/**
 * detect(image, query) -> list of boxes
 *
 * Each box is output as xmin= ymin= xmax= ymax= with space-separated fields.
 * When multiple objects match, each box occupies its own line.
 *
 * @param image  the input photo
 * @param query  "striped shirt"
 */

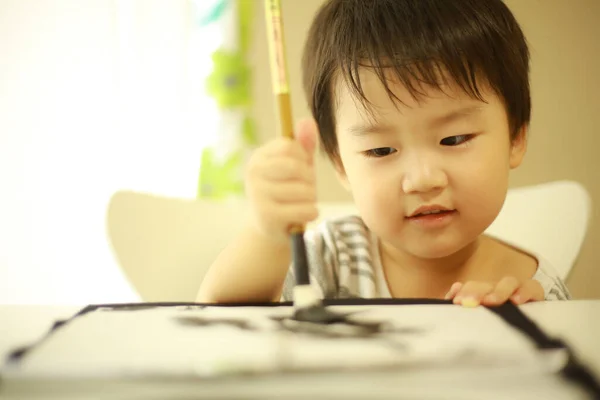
xmin=281 ymin=215 xmax=572 ymax=302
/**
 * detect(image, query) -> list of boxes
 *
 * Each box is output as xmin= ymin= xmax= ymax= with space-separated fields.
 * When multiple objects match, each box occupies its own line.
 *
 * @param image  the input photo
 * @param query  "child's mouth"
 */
xmin=406 ymin=210 xmax=457 ymax=227
xmin=410 ymin=209 xmax=454 ymax=217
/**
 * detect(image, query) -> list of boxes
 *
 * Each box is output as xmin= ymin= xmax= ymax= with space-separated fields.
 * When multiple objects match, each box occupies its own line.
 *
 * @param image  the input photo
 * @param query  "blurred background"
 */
xmin=0 ymin=0 xmax=598 ymax=303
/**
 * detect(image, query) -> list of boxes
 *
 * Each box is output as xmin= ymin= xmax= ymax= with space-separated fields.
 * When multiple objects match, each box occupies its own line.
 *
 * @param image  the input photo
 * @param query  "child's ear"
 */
xmin=509 ymin=124 xmax=528 ymax=169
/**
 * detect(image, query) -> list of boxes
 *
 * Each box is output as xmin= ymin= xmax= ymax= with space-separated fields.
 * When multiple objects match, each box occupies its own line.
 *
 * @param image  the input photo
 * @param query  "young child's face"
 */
xmin=333 ymin=68 xmax=527 ymax=259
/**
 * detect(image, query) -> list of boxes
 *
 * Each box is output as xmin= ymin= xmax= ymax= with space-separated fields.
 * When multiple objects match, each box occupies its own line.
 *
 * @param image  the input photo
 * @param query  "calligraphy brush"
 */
xmin=264 ymin=0 xmax=319 ymax=314
xmin=263 ymin=0 xmax=384 ymax=334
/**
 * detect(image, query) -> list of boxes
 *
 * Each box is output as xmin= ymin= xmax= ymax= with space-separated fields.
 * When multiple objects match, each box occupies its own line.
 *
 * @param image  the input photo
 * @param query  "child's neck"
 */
xmin=380 ymin=236 xmax=489 ymax=298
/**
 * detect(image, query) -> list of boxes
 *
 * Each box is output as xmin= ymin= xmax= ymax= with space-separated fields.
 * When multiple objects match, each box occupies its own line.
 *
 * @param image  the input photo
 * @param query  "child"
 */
xmin=197 ymin=0 xmax=571 ymax=306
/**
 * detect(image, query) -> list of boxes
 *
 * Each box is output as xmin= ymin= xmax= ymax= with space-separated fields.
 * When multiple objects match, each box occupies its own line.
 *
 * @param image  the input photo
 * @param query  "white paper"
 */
xmin=5 ymin=304 xmax=569 ymax=379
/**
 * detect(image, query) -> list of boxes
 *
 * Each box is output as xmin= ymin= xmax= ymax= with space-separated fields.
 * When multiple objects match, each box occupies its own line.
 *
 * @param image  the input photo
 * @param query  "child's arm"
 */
xmin=196 ymin=119 xmax=319 ymax=303
xmin=196 ymin=224 xmax=291 ymax=303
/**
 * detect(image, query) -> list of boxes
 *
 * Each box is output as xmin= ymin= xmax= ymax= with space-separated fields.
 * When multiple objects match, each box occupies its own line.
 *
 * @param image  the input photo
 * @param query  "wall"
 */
xmin=0 ymin=0 xmax=132 ymax=304
xmin=0 ymin=0 xmax=210 ymax=304
xmin=251 ymin=0 xmax=600 ymax=298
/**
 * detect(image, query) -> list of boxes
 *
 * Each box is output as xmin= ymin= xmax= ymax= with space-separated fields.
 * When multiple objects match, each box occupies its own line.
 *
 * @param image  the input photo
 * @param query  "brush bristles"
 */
xmin=293 ymin=285 xmax=321 ymax=309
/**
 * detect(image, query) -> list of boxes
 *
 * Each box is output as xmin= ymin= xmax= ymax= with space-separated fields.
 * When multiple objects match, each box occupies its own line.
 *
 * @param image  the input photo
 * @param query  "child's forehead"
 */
xmin=332 ymin=66 xmax=494 ymax=118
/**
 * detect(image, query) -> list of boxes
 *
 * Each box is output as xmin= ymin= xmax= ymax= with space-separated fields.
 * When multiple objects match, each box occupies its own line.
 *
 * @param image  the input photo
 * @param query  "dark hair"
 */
xmin=302 ymin=0 xmax=531 ymax=163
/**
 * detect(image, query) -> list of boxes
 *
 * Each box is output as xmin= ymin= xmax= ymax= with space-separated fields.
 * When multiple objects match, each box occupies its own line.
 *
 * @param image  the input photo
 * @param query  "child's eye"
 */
xmin=363 ymin=147 xmax=397 ymax=158
xmin=440 ymin=134 xmax=474 ymax=146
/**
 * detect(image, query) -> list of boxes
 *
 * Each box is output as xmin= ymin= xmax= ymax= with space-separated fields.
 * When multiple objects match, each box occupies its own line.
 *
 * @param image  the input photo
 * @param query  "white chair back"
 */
xmin=106 ymin=180 xmax=591 ymax=302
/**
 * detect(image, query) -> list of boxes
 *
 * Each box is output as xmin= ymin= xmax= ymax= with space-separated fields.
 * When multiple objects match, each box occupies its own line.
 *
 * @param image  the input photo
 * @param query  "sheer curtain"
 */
xmin=0 ymin=0 xmax=235 ymax=304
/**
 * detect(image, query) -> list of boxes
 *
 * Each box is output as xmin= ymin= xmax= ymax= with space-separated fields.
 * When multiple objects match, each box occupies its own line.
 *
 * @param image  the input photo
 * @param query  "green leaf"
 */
xmin=205 ymin=49 xmax=251 ymax=109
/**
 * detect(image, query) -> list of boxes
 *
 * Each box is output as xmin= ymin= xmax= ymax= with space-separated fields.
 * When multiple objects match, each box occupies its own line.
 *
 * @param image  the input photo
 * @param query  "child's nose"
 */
xmin=401 ymin=152 xmax=447 ymax=194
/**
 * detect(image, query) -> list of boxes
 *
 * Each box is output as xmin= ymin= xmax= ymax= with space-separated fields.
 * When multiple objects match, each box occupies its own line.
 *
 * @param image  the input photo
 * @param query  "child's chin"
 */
xmin=405 ymin=241 xmax=471 ymax=260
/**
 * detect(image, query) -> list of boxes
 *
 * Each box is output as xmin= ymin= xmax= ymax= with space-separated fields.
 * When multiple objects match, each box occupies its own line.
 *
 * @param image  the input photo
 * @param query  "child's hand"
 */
xmin=444 ymin=277 xmax=545 ymax=307
xmin=245 ymin=118 xmax=319 ymax=242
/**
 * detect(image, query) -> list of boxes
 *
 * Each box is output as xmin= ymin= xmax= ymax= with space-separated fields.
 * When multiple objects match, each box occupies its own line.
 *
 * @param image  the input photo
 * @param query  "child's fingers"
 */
xmin=510 ymin=280 xmax=545 ymax=305
xmin=482 ymin=276 xmax=520 ymax=306
xmin=259 ymin=157 xmax=315 ymax=183
xmin=294 ymin=118 xmax=319 ymax=160
xmin=263 ymin=181 xmax=316 ymax=204
xmin=276 ymin=203 xmax=320 ymax=225
xmin=261 ymin=137 xmax=312 ymax=163
xmin=260 ymin=202 xmax=320 ymax=228
xmin=453 ymin=281 xmax=494 ymax=307
xmin=444 ymin=282 xmax=463 ymax=300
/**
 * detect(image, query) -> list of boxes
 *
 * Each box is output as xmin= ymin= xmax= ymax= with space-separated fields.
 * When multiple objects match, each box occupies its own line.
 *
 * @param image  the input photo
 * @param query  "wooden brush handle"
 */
xmin=264 ymin=0 xmax=304 ymax=235
xmin=265 ymin=0 xmax=293 ymax=137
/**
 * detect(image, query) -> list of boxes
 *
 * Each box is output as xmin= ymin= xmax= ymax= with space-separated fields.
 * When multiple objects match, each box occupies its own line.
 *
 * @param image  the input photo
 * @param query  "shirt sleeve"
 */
xmin=280 ymin=223 xmax=339 ymax=302
xmin=533 ymin=257 xmax=572 ymax=300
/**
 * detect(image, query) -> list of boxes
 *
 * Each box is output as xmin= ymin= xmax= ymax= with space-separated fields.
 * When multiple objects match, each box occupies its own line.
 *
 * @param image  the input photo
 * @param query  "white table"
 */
xmin=1 ymin=301 xmax=599 ymax=399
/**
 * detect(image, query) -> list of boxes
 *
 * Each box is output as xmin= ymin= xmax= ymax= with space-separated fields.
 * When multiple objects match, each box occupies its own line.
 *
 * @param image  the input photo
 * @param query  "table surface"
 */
xmin=1 ymin=300 xmax=599 ymax=399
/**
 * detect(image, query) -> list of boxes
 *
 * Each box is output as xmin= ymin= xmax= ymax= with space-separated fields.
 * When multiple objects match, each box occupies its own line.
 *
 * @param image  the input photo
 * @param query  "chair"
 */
xmin=106 ymin=180 xmax=591 ymax=302
xmin=484 ymin=180 xmax=591 ymax=280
